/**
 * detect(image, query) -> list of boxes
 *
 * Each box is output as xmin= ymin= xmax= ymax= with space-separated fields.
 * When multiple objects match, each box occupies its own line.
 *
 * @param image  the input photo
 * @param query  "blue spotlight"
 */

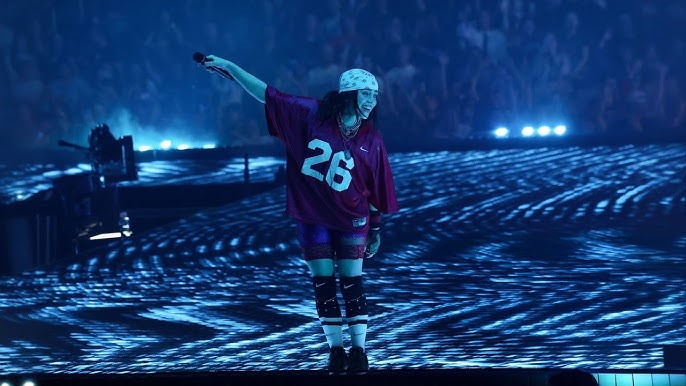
xmin=537 ymin=126 xmax=551 ymax=136
xmin=160 ymin=140 xmax=172 ymax=150
xmin=522 ymin=126 xmax=535 ymax=137
xmin=138 ymin=145 xmax=152 ymax=152
xmin=494 ymin=127 xmax=509 ymax=138
xmin=177 ymin=144 xmax=190 ymax=150
xmin=202 ymin=144 xmax=216 ymax=149
xmin=553 ymin=125 xmax=567 ymax=135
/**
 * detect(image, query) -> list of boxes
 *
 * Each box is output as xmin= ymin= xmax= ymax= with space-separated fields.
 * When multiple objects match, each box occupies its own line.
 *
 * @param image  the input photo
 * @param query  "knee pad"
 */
xmin=340 ymin=276 xmax=368 ymax=320
xmin=312 ymin=275 xmax=341 ymax=321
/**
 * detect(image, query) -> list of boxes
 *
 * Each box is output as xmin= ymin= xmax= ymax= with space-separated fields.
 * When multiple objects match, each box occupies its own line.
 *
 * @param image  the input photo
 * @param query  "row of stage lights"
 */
xmin=134 ymin=126 xmax=568 ymax=151
xmin=137 ymin=141 xmax=217 ymax=152
xmin=494 ymin=125 xmax=567 ymax=138
xmin=2 ymin=381 xmax=35 ymax=386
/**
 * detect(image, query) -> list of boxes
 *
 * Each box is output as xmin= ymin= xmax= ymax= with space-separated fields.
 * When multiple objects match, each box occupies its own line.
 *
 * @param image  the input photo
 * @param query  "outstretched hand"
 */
xmin=203 ymin=55 xmax=229 ymax=71
xmin=195 ymin=53 xmax=236 ymax=81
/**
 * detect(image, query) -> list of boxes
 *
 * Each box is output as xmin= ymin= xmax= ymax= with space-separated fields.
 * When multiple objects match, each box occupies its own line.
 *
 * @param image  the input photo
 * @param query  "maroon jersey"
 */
xmin=264 ymin=86 xmax=399 ymax=232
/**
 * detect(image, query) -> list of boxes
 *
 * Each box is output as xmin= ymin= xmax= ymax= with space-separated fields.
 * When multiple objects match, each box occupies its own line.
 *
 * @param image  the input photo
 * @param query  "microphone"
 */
xmin=193 ymin=51 xmax=235 ymax=81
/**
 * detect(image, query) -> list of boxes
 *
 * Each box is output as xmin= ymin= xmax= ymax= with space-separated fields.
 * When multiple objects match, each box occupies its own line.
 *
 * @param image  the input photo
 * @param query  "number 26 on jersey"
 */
xmin=301 ymin=139 xmax=354 ymax=192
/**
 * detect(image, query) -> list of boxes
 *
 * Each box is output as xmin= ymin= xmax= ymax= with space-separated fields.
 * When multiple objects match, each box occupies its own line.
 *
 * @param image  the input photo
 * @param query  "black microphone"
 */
xmin=193 ymin=51 xmax=235 ymax=81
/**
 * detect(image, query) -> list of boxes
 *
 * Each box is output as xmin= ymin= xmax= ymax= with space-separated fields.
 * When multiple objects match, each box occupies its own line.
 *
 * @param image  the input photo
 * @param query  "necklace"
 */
xmin=337 ymin=113 xmax=361 ymax=160
xmin=337 ymin=113 xmax=361 ymax=138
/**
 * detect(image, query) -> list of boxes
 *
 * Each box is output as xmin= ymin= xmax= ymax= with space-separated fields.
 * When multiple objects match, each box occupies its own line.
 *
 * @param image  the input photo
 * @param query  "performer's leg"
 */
xmin=335 ymin=231 xmax=369 ymax=372
xmin=296 ymin=223 xmax=342 ymax=348
xmin=335 ymin=233 xmax=367 ymax=348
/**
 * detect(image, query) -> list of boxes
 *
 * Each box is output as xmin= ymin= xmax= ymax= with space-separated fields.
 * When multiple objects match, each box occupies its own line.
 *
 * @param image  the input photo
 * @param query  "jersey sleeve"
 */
xmin=264 ymin=85 xmax=318 ymax=147
xmin=369 ymin=139 xmax=399 ymax=214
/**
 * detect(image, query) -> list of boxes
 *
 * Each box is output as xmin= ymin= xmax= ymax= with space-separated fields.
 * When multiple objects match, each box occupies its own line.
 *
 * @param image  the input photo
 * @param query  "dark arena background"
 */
xmin=1 ymin=1 xmax=685 ymax=386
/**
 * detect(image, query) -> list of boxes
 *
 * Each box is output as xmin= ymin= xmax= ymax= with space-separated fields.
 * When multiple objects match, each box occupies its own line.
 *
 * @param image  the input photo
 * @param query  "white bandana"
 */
xmin=338 ymin=68 xmax=378 ymax=93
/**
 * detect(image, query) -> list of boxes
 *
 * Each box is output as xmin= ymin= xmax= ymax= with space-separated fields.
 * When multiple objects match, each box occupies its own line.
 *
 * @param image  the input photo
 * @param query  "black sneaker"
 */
xmin=328 ymin=346 xmax=347 ymax=374
xmin=347 ymin=346 xmax=369 ymax=373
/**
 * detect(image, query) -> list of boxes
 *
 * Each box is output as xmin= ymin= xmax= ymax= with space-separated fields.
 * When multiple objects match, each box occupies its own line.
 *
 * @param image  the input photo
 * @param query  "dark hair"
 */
xmin=316 ymin=90 xmax=378 ymax=125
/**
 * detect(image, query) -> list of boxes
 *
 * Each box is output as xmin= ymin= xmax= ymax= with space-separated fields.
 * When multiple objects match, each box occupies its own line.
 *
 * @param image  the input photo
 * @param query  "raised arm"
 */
xmin=203 ymin=55 xmax=267 ymax=104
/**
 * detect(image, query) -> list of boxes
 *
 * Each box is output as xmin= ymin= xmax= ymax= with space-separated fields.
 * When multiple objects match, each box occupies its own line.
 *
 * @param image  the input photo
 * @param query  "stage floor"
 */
xmin=1 ymin=144 xmax=685 ymax=375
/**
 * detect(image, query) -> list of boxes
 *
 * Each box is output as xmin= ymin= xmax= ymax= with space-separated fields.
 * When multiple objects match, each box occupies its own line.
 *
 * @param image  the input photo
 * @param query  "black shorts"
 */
xmin=296 ymin=222 xmax=366 ymax=261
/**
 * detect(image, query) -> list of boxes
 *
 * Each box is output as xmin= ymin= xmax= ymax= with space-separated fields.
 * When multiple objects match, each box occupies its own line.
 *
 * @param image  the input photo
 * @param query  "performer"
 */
xmin=199 ymin=55 xmax=399 ymax=374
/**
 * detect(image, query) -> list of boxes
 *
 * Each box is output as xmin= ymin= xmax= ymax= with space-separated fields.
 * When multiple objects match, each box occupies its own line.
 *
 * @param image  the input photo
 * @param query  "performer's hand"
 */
xmin=365 ymin=228 xmax=381 ymax=258
xmin=204 ymin=55 xmax=230 ymax=71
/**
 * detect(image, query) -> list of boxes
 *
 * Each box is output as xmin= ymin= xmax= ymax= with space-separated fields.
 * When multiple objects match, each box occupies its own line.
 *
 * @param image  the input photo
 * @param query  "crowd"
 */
xmin=0 ymin=0 xmax=684 ymax=154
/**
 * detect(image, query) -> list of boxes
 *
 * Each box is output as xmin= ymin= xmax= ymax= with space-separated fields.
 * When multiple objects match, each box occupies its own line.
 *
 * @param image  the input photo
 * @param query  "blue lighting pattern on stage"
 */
xmin=0 ymin=144 xmax=684 ymax=374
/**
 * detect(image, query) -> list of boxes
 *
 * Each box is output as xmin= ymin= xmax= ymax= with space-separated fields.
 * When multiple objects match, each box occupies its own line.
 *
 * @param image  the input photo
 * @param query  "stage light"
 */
xmin=160 ymin=140 xmax=172 ymax=150
xmin=89 ymin=211 xmax=133 ymax=240
xmin=21 ymin=381 xmax=35 ymax=386
xmin=202 ymin=144 xmax=216 ymax=149
xmin=494 ymin=127 xmax=509 ymax=138
xmin=138 ymin=145 xmax=152 ymax=152
xmin=89 ymin=232 xmax=125 ymax=240
xmin=1 ymin=381 xmax=12 ymax=386
xmin=177 ymin=144 xmax=190 ymax=150
xmin=537 ymin=126 xmax=551 ymax=136
xmin=554 ymin=125 xmax=567 ymax=135
xmin=522 ymin=126 xmax=535 ymax=137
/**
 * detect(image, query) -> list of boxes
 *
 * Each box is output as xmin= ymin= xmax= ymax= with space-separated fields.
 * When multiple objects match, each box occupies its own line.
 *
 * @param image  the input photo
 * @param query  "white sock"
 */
xmin=348 ymin=323 xmax=367 ymax=350
xmin=322 ymin=324 xmax=343 ymax=347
